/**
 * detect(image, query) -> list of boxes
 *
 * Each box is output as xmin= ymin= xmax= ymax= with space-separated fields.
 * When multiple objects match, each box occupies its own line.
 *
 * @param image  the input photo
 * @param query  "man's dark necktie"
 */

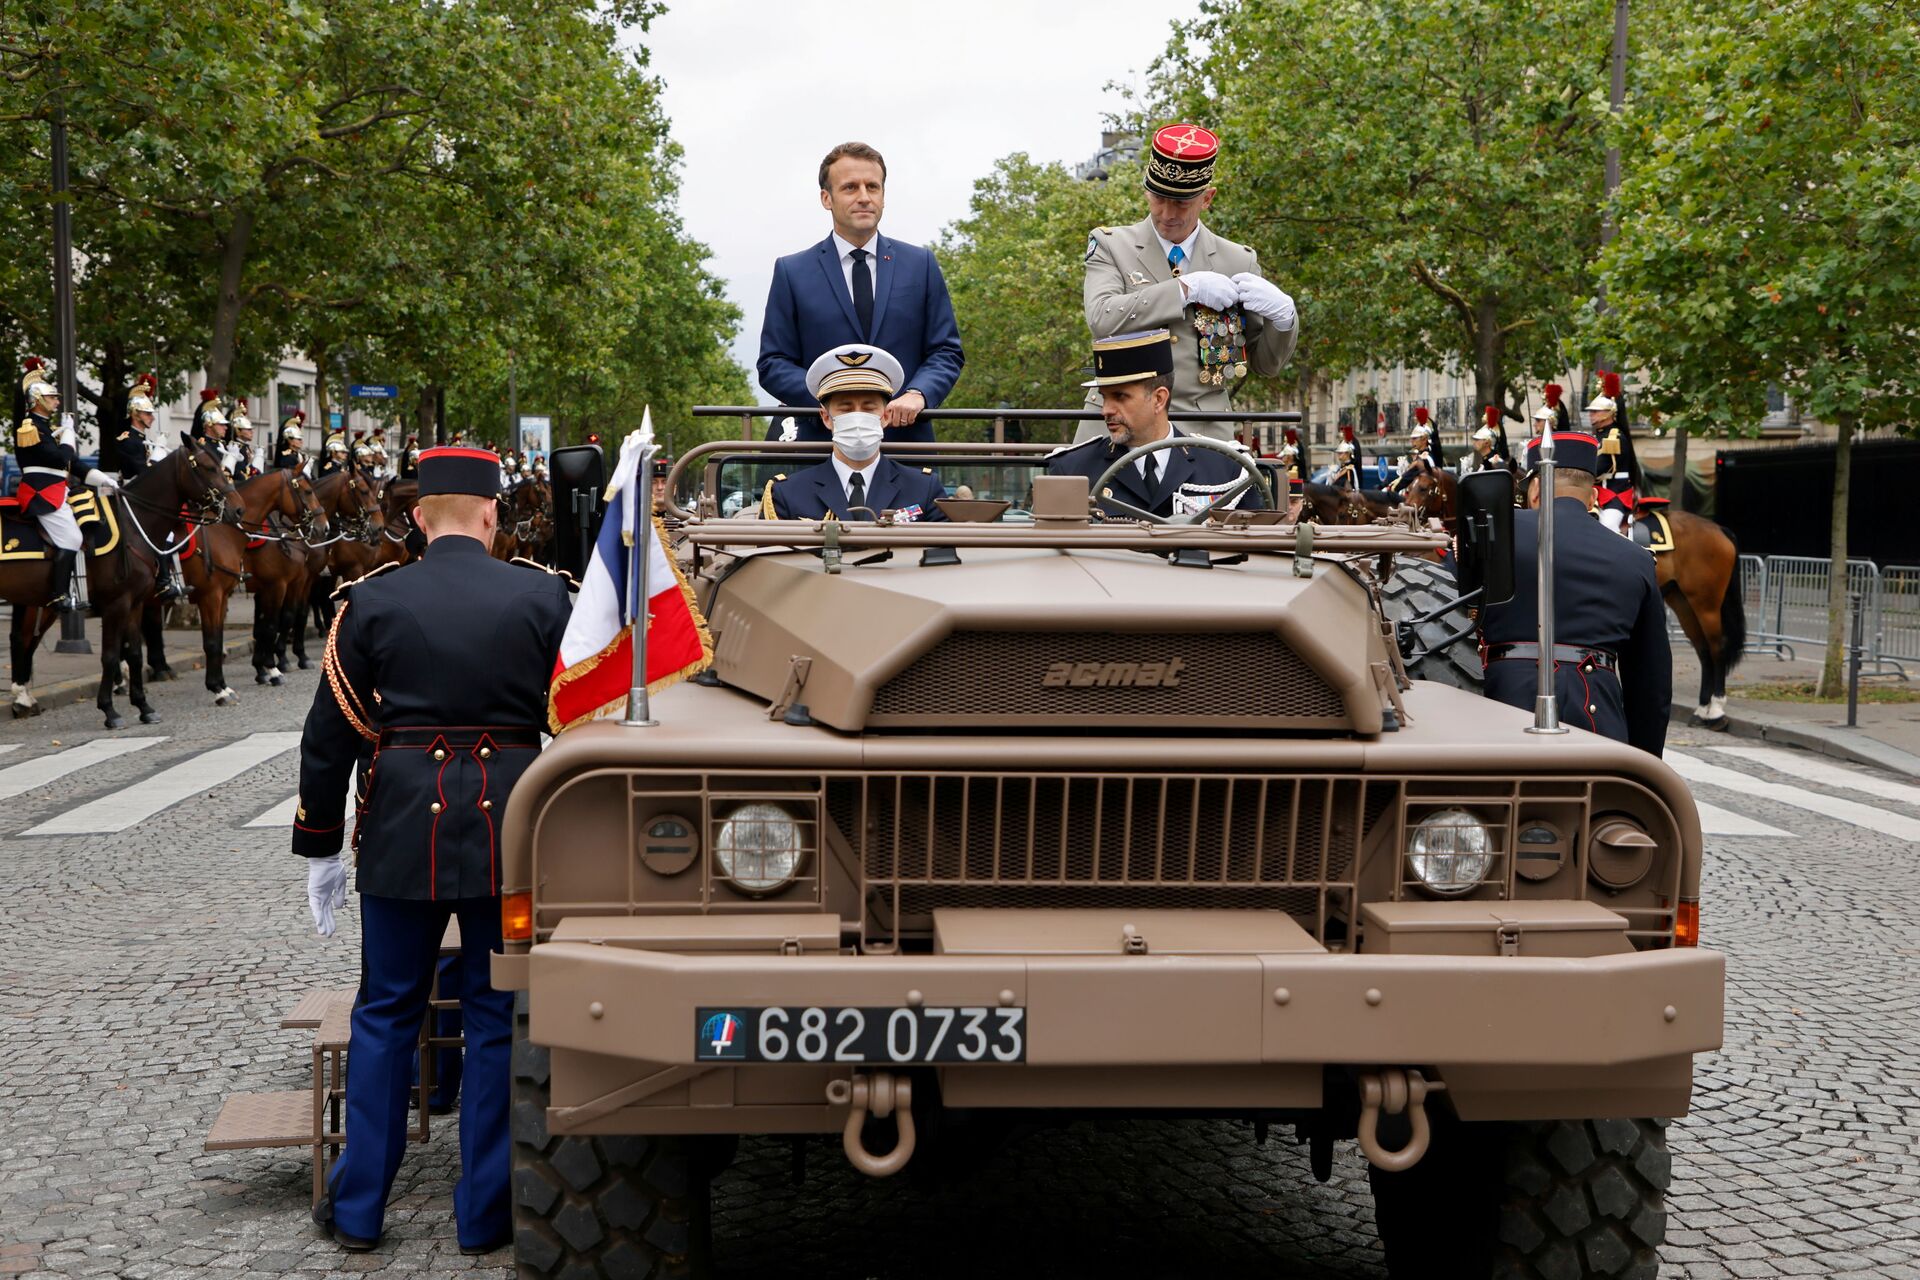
xmin=1143 ymin=453 xmax=1160 ymax=493
xmin=848 ymin=470 xmax=866 ymax=511
xmin=850 ymin=247 xmax=874 ymax=338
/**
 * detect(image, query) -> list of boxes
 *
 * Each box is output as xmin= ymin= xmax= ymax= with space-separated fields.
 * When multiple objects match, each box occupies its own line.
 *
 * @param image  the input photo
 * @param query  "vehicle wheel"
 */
xmin=1370 ymin=1117 xmax=1670 ymax=1279
xmin=512 ymin=1006 xmax=714 ymax=1279
xmin=1377 ymin=555 xmax=1485 ymax=691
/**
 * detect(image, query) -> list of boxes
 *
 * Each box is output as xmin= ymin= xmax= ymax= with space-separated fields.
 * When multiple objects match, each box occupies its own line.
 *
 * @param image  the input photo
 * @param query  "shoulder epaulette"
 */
xmin=511 ymin=556 xmax=579 ymax=589
xmin=329 ymin=560 xmax=402 ymax=600
xmin=1096 ymin=226 xmax=1112 ymax=235
xmin=921 ymin=466 xmax=934 ymax=475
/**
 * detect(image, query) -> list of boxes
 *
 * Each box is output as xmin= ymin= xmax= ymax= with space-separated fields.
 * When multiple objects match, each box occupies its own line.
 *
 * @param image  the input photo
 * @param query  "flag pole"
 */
xmin=622 ymin=411 xmax=659 ymax=727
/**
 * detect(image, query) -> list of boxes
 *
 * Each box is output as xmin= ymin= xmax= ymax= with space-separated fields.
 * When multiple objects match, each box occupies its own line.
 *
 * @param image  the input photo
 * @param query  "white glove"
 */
xmin=1233 ymin=273 xmax=1297 ymax=330
xmin=1178 ymin=269 xmax=1239 ymax=312
xmin=84 ymin=468 xmax=119 ymax=492
xmin=306 ymin=855 xmax=348 ymax=938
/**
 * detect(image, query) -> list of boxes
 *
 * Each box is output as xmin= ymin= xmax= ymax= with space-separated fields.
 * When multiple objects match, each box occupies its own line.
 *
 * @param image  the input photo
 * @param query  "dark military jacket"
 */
xmin=12 ymin=410 xmax=85 ymax=478
xmin=102 ymin=422 xmax=152 ymax=480
xmin=1046 ymin=427 xmax=1268 ymax=519
xmin=293 ymin=535 xmax=573 ymax=899
xmin=1474 ymin=497 xmax=1671 ymax=756
xmin=765 ymin=455 xmax=949 ymax=521
xmin=272 ymin=445 xmax=304 ymax=471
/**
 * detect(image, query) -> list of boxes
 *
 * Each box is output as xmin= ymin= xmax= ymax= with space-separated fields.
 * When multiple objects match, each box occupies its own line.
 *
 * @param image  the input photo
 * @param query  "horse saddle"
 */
xmin=0 ymin=489 xmax=120 ymax=561
xmin=1630 ymin=507 xmax=1675 ymax=554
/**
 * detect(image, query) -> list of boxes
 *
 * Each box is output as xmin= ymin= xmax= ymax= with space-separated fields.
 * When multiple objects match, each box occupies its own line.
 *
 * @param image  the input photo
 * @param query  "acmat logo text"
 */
xmin=1042 ymin=658 xmax=1186 ymax=688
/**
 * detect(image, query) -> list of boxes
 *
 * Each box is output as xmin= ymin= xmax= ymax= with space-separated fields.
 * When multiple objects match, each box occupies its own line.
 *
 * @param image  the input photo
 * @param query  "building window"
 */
xmin=278 ymin=383 xmax=307 ymax=424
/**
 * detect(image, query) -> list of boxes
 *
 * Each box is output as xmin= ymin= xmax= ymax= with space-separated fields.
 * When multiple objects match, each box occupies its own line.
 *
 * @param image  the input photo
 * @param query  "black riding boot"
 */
xmin=49 ymin=549 xmax=80 ymax=613
xmin=157 ymin=558 xmax=185 ymax=604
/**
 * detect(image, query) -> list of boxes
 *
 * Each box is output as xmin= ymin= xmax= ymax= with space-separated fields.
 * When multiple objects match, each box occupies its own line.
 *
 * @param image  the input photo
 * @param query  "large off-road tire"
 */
xmin=512 ymin=1008 xmax=713 ymax=1279
xmin=1370 ymin=1117 xmax=1671 ymax=1279
xmin=1377 ymin=555 xmax=1486 ymax=691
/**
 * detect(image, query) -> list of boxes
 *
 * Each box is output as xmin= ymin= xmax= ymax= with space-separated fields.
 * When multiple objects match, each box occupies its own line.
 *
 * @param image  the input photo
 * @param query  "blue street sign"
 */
xmin=329 ymin=411 xmax=343 ymax=430
xmin=348 ymin=384 xmax=399 ymax=399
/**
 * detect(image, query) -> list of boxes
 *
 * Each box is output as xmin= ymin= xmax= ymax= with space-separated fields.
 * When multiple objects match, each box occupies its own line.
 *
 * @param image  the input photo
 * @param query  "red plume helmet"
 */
xmin=23 ymin=356 xmax=45 ymax=373
xmin=200 ymin=387 xmax=220 ymax=403
xmin=1340 ymin=424 xmax=1355 ymax=443
xmin=1543 ymin=383 xmax=1562 ymax=409
xmin=136 ymin=372 xmax=158 ymax=395
xmin=1484 ymin=404 xmax=1500 ymax=428
xmin=1413 ymin=405 xmax=1430 ymax=425
xmin=1284 ymin=427 xmax=1299 ymax=445
xmin=1601 ymin=370 xmax=1622 ymax=399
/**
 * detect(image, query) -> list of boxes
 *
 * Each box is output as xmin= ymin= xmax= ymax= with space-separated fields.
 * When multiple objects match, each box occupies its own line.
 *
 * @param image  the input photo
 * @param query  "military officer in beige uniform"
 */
xmin=1079 ymin=123 xmax=1298 ymax=444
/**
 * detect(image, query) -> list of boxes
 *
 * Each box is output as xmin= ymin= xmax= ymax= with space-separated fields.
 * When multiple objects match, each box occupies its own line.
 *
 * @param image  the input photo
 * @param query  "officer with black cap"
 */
xmin=1047 ymin=329 xmax=1266 ymax=518
xmin=1473 ymin=427 xmax=1671 ymax=755
xmin=762 ymin=343 xmax=948 ymax=521
xmin=294 ymin=444 xmax=573 ymax=1254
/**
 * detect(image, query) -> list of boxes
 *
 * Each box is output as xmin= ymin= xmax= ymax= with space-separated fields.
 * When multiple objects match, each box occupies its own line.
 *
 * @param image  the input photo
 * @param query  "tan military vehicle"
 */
xmin=499 ymin=435 xmax=1723 ymax=1279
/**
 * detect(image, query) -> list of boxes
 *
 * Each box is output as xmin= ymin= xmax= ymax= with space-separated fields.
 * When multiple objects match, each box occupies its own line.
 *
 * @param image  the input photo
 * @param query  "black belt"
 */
xmin=379 ymin=726 xmax=543 ymax=748
xmin=1484 ymin=643 xmax=1617 ymax=672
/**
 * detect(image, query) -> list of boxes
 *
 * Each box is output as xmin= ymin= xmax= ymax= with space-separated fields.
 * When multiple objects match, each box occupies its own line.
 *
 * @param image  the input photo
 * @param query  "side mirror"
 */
xmin=550 ymin=444 xmax=605 ymax=581
xmin=1455 ymin=469 xmax=1516 ymax=607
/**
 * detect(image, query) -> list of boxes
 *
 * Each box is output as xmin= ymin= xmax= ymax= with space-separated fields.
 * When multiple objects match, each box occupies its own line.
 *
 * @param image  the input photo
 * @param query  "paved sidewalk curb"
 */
xmin=13 ymin=633 xmax=256 ymax=720
xmin=1670 ymin=701 xmax=1920 ymax=779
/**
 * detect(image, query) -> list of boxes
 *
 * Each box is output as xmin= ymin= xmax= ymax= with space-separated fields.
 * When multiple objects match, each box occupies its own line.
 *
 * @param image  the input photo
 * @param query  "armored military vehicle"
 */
xmin=498 ymin=434 xmax=1722 ymax=1279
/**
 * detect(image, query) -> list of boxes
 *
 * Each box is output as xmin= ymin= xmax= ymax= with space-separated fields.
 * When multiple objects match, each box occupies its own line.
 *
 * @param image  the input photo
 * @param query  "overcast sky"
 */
xmin=639 ymin=0 xmax=1205 ymax=402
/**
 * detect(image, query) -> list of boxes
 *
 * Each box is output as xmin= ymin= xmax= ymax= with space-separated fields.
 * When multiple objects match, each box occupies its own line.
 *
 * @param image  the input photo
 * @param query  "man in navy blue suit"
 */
xmin=762 ymin=345 xmax=948 ymax=521
xmin=757 ymin=141 xmax=965 ymax=444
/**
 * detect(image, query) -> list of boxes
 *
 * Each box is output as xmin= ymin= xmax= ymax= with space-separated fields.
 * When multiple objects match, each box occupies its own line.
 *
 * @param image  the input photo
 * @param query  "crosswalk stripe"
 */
xmin=1693 ymin=799 xmax=1793 ymax=838
xmin=0 ymin=737 xmax=166 ymax=803
xmin=1704 ymin=745 xmax=1920 ymax=808
xmin=0 ymin=744 xmax=17 ymax=758
xmin=23 ymin=732 xmax=302 ymax=836
xmin=245 ymin=795 xmax=299 ymax=828
xmin=1667 ymin=750 xmax=1920 ymax=842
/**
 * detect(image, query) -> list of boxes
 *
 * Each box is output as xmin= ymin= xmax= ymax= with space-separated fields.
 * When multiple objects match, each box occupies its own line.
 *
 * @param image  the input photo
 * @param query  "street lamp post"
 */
xmin=50 ymin=99 xmax=90 ymax=655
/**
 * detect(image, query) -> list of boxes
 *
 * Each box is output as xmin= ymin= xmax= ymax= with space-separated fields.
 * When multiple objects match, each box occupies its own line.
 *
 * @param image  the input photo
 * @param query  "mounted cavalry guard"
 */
xmin=1588 ymin=371 xmax=1642 ymax=535
xmin=369 ymin=436 xmax=391 ymax=479
xmin=1047 ymin=329 xmax=1266 ymax=519
xmin=1278 ymin=425 xmax=1306 ymax=497
xmin=1463 ymin=404 xmax=1509 ymax=473
xmin=103 ymin=374 xmax=185 ymax=602
xmin=399 ymin=434 xmax=420 ymax=479
xmin=295 ymin=445 xmax=573 ymax=1254
xmin=1079 ymin=123 xmax=1298 ymax=444
xmin=1327 ymin=427 xmax=1360 ymax=491
xmin=229 ymin=400 xmax=261 ymax=482
xmin=1388 ymin=409 xmax=1443 ymax=495
xmin=763 ymin=344 xmax=949 ymax=521
xmin=274 ymin=413 xmax=307 ymax=470
xmin=12 ymin=359 xmax=114 ymax=612
xmin=316 ymin=432 xmax=349 ymax=479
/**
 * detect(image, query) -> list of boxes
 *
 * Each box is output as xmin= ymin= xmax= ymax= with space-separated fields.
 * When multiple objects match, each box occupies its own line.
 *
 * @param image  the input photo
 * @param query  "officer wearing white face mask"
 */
xmin=762 ymin=344 xmax=949 ymax=522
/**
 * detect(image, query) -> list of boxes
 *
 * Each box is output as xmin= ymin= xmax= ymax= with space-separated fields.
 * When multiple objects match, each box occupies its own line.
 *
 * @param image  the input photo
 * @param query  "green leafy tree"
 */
xmin=1594 ymin=0 xmax=1920 ymax=694
xmin=935 ymin=154 xmax=1145 ymax=438
xmin=1148 ymin=0 xmax=1624 ymax=430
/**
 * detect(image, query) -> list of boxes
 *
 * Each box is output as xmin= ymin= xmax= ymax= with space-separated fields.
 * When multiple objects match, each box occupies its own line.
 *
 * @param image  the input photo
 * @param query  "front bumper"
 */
xmin=510 ymin=940 xmax=1724 ymax=1071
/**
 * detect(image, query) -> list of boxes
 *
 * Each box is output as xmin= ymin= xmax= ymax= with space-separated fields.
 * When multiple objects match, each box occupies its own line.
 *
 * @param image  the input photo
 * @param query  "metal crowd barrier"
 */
xmin=1728 ymin=554 xmax=1910 ymax=677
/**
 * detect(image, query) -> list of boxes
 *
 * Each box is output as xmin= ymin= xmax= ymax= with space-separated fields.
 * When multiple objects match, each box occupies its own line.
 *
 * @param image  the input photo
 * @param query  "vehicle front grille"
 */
xmin=866 ymin=631 xmax=1348 ymax=727
xmin=827 ymin=773 xmax=1394 ymax=943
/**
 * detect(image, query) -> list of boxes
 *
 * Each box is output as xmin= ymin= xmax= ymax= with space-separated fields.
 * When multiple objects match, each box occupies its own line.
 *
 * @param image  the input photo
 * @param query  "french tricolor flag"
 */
xmin=547 ymin=410 xmax=712 ymax=732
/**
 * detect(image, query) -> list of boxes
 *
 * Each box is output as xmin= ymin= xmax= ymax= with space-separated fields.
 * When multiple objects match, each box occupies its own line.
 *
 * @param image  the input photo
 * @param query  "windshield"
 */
xmin=697 ymin=453 xmax=1054 ymax=521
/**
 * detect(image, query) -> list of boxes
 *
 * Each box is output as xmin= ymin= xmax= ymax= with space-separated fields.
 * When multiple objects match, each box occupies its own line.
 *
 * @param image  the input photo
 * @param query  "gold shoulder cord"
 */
xmin=322 ymin=600 xmax=379 ymax=743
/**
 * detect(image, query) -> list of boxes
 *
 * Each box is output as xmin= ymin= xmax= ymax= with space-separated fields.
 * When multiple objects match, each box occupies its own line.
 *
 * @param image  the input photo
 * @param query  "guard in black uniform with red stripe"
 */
xmin=1474 ymin=430 xmax=1670 ymax=755
xmin=293 ymin=445 xmax=572 ymax=1253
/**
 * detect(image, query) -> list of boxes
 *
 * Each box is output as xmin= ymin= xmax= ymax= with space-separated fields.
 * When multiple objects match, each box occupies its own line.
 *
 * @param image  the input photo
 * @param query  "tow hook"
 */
xmin=1354 ymin=1068 xmax=1443 ymax=1173
xmin=825 ymin=1072 xmax=916 ymax=1178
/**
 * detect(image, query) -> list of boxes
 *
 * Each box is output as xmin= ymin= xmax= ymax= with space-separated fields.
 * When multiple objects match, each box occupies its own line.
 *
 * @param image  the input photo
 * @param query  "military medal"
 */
xmin=1191 ymin=305 xmax=1249 ymax=386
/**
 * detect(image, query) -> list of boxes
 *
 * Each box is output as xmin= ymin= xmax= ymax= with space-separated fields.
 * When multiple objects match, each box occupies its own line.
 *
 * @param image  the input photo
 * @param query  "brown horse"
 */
xmin=376 ymin=478 xmax=422 ymax=567
xmin=303 ymin=467 xmax=388 ymax=640
xmin=3 ymin=438 xmax=240 ymax=727
xmin=1400 ymin=466 xmax=1746 ymax=730
xmin=1299 ymin=480 xmax=1400 ymax=526
xmin=493 ymin=479 xmax=553 ymax=562
xmin=235 ymin=470 xmax=329 ymax=684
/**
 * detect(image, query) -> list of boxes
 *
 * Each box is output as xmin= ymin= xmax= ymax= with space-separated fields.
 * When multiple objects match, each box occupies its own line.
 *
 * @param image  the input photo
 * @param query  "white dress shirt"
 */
xmin=832 ymin=454 xmax=880 ymax=506
xmin=832 ymin=230 xmax=881 ymax=310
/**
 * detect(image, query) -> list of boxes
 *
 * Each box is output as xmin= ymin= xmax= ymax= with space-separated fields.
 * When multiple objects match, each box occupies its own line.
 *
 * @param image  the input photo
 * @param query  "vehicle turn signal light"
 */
xmin=1674 ymin=900 xmax=1700 ymax=947
xmin=503 ymin=891 xmax=533 ymax=943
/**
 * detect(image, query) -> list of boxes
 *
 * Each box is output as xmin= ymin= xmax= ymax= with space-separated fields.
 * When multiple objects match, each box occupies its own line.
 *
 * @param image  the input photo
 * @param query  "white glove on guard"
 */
xmin=1177 ymin=270 xmax=1240 ymax=312
xmin=1232 ymin=273 xmax=1297 ymax=330
xmin=306 ymin=855 xmax=348 ymax=938
xmin=84 ymin=469 xmax=119 ymax=492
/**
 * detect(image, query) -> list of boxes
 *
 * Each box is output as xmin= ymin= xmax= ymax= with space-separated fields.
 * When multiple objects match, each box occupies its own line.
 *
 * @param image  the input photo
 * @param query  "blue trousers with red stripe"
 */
xmin=329 ymin=894 xmax=510 ymax=1247
xmin=1484 ymin=657 xmax=1628 ymax=744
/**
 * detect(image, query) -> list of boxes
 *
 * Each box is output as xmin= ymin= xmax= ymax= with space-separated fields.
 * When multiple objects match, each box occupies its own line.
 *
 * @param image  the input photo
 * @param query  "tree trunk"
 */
xmin=1470 ymin=295 xmax=1511 ymax=456
xmin=415 ymin=384 xmax=439 ymax=445
xmin=310 ymin=343 xmax=331 ymax=448
xmin=96 ymin=338 xmax=127 ymax=453
xmin=1817 ymin=411 xmax=1856 ymax=698
xmin=205 ymin=208 xmax=255 ymax=391
xmin=1668 ymin=424 xmax=1689 ymax=512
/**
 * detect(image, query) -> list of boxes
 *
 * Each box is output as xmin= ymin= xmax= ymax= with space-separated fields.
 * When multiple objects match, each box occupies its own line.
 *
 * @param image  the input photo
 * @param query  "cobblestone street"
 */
xmin=1 ymin=669 xmax=1917 ymax=1278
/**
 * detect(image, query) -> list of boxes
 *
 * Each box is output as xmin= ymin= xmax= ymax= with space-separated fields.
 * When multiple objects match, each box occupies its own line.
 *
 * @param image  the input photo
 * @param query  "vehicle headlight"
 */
xmin=1407 ymin=809 xmax=1493 ymax=896
xmin=714 ymin=802 xmax=806 ymax=893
